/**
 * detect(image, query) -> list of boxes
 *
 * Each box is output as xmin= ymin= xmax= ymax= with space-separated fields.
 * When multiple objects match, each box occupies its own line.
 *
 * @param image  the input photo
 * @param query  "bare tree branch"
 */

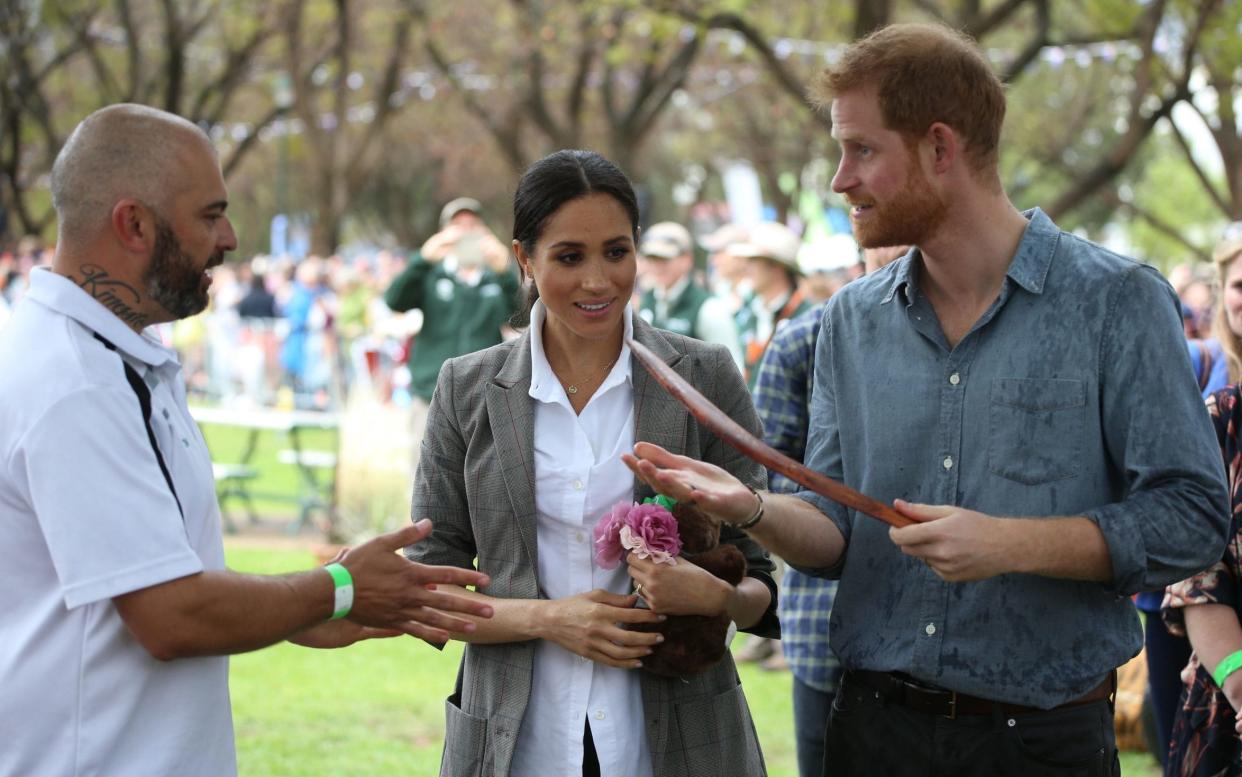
xmin=221 ymin=104 xmax=290 ymax=179
xmin=1106 ymin=189 xmax=1212 ymax=261
xmin=698 ymin=11 xmax=833 ymax=132
xmin=114 ymin=0 xmax=143 ymax=99
xmin=1166 ymin=115 xmax=1231 ymax=217
xmin=64 ymin=11 xmax=122 ymax=101
xmin=999 ymin=0 xmax=1049 ymax=83
xmin=194 ymin=10 xmax=281 ymax=125
xmin=853 ymin=0 xmax=892 ymax=38
xmin=964 ymin=0 xmax=1032 ymax=39
xmin=565 ymin=11 xmax=598 ymax=143
xmin=622 ymin=28 xmax=701 ymax=146
xmin=159 ymin=0 xmax=185 ymax=112
xmin=413 ymin=3 xmax=528 ymax=172
xmin=1046 ymin=0 xmax=1220 ymax=219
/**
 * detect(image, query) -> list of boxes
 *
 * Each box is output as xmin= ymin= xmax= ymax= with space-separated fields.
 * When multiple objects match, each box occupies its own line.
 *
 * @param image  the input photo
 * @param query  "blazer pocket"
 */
xmin=441 ymin=694 xmax=489 ymax=777
xmin=672 ymin=683 xmax=765 ymax=776
xmin=988 ymin=378 xmax=1085 ymax=486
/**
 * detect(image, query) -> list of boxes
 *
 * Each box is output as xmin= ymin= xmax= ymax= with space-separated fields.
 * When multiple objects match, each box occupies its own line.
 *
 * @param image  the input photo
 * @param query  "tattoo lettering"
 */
xmin=73 ymin=264 xmax=150 ymax=328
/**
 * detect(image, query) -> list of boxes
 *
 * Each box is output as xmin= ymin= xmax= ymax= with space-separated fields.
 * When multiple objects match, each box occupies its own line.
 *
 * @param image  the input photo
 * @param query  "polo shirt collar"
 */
xmin=25 ymin=266 xmax=179 ymax=369
xmin=528 ymin=299 xmax=633 ymax=404
xmin=880 ymin=207 xmax=1056 ymax=305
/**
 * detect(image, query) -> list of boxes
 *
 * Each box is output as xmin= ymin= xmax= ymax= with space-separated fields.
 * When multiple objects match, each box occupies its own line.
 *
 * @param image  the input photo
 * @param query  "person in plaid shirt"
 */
xmin=753 ymin=304 xmax=840 ymax=777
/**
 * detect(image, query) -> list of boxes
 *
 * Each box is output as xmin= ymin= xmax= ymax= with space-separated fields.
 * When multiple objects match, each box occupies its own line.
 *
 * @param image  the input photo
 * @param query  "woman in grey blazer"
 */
xmin=408 ymin=150 xmax=779 ymax=777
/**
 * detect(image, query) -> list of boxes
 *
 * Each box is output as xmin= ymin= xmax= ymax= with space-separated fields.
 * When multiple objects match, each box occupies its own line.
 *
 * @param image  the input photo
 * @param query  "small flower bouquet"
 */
xmin=593 ymin=496 xmax=682 ymax=569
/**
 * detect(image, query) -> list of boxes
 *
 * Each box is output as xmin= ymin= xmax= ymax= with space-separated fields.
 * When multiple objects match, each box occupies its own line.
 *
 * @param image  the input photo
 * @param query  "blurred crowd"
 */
xmin=4 ymin=210 xmax=1233 ymax=420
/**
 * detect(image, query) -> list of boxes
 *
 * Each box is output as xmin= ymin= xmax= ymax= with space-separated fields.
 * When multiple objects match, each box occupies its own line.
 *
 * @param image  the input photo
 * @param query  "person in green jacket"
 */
xmin=384 ymin=197 xmax=521 ymax=403
xmin=637 ymin=221 xmax=743 ymax=368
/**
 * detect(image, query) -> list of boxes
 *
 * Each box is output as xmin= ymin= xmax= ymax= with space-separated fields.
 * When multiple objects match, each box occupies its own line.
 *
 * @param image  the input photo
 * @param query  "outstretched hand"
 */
xmin=622 ymin=442 xmax=757 ymax=525
xmin=889 ymin=500 xmax=1015 ymax=582
xmin=339 ymin=520 xmax=495 ymax=643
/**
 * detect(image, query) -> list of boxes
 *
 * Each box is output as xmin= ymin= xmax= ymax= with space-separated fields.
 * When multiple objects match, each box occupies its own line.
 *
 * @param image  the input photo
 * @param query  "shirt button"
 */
xmin=576 ymin=532 xmax=586 ymax=543
xmin=949 ymin=372 xmax=961 ymax=386
xmin=573 ymin=479 xmax=583 ymax=490
xmin=942 ymin=456 xmax=953 ymax=470
xmin=925 ymin=623 xmax=936 ymax=636
xmin=594 ymin=710 xmax=606 ymax=720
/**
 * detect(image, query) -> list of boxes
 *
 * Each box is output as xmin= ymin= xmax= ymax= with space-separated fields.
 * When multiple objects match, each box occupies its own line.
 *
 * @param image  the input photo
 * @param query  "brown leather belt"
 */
xmin=845 ymin=670 xmax=1116 ymax=719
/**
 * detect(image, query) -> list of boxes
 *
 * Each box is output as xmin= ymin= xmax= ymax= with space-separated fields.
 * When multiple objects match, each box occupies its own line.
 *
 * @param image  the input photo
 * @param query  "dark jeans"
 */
xmin=826 ymin=672 xmax=1121 ymax=777
xmin=793 ymin=675 xmax=834 ymax=777
xmin=1145 ymin=611 xmax=1191 ymax=766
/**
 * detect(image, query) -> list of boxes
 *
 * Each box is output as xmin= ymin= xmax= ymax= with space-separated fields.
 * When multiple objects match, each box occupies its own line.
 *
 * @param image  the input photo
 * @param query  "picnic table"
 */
xmin=189 ymin=405 xmax=340 ymax=535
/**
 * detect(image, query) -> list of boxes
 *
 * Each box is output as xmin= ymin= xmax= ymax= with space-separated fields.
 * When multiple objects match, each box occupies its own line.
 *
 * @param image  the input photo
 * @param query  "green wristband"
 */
xmin=1213 ymin=649 xmax=1242 ymax=688
xmin=324 ymin=562 xmax=354 ymax=620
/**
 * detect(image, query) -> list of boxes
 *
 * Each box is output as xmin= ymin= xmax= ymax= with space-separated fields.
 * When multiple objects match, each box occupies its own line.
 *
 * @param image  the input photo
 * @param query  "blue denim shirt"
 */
xmin=793 ymin=208 xmax=1229 ymax=708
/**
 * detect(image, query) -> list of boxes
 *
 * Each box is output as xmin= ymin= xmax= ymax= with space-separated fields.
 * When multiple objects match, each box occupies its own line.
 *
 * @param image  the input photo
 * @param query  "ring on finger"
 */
xmin=634 ymin=582 xmax=645 ymax=597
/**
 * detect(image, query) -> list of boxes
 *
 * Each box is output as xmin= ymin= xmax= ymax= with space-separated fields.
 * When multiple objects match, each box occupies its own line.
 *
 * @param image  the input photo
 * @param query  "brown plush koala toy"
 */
xmin=628 ymin=500 xmax=747 ymax=677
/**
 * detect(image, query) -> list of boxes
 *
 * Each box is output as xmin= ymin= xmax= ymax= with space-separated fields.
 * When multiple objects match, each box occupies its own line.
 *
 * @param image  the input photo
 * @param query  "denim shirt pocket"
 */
xmin=988 ymin=377 xmax=1086 ymax=485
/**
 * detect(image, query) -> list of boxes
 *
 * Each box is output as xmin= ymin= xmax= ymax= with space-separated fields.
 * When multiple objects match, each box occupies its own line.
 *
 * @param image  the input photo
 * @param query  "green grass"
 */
xmin=199 ymin=423 xmax=338 ymax=524
xmin=226 ymin=543 xmax=1162 ymax=776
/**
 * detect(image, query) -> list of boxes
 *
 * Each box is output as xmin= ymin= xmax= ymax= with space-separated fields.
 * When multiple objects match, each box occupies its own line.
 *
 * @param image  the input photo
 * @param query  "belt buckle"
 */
xmin=943 ymin=690 xmax=958 ymax=720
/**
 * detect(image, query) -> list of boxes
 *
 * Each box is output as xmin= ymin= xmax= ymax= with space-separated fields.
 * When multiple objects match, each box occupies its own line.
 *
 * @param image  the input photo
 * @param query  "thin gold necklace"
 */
xmin=564 ymin=357 xmax=618 ymax=395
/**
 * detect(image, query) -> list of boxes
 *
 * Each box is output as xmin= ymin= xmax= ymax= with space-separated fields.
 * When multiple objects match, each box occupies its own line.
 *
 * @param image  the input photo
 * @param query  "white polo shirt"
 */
xmin=509 ymin=301 xmax=653 ymax=777
xmin=0 ymin=268 xmax=234 ymax=777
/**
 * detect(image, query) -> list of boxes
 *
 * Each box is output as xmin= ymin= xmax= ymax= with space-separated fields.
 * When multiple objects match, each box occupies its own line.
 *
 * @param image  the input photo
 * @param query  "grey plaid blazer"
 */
xmin=408 ymin=314 xmax=778 ymax=777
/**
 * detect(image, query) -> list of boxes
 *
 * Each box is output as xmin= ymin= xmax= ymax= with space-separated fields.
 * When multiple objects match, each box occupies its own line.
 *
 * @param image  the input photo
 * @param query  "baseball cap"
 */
xmin=439 ymin=196 xmax=483 ymax=229
xmin=640 ymin=221 xmax=693 ymax=260
xmin=731 ymin=221 xmax=803 ymax=274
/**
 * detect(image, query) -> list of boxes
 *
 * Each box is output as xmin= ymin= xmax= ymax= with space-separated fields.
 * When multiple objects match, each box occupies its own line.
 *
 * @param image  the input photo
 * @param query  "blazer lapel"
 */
xmin=630 ymin=316 xmax=690 ymax=502
xmin=485 ymin=332 xmax=540 ymax=570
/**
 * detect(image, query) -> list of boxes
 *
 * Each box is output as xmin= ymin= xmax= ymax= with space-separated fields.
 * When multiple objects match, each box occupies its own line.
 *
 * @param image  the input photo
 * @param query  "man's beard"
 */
xmin=144 ymin=216 xmax=218 ymax=319
xmin=850 ymin=161 xmax=948 ymax=249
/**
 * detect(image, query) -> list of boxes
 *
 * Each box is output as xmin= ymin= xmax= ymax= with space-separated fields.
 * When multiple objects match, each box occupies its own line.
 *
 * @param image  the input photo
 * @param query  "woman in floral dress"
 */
xmin=1164 ymin=383 xmax=1242 ymax=777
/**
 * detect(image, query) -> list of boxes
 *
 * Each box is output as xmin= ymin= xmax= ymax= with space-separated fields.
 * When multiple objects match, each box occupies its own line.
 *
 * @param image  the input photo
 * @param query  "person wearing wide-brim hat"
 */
xmin=732 ymin=221 xmax=814 ymax=389
xmin=637 ymin=221 xmax=743 ymax=368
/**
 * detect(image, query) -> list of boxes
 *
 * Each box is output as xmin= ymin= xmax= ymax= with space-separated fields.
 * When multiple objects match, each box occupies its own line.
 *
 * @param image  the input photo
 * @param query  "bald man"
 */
xmin=0 ymin=104 xmax=493 ymax=777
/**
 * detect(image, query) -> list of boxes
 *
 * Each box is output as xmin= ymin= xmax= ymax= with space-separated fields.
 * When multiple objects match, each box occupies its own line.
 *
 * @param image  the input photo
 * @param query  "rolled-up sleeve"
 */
xmin=791 ymin=308 xmax=850 ymax=580
xmin=1085 ymin=265 xmax=1229 ymax=595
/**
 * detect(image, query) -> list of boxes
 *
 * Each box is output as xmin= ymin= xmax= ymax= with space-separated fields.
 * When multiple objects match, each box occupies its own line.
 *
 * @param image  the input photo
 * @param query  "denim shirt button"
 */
xmin=949 ymin=372 xmax=961 ymax=385
xmin=925 ymin=623 xmax=936 ymax=636
xmin=942 ymin=456 xmax=953 ymax=470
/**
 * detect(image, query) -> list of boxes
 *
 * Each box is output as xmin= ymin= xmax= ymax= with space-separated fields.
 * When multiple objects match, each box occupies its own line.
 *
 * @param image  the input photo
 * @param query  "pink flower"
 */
xmin=593 ymin=501 xmax=633 ymax=569
xmin=620 ymin=503 xmax=682 ymax=564
xmin=593 ymin=500 xmax=681 ymax=569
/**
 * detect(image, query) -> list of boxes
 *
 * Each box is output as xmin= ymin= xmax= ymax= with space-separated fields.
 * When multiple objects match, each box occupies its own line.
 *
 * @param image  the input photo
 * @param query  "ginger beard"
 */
xmin=850 ymin=146 xmax=948 ymax=250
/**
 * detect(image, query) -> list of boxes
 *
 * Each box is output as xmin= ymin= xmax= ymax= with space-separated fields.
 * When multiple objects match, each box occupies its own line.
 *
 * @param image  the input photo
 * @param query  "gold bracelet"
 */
xmin=735 ymin=483 xmax=765 ymax=530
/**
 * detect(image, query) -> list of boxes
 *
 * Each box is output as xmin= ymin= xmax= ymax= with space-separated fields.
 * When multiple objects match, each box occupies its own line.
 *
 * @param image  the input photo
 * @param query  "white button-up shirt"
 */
xmin=509 ymin=301 xmax=653 ymax=777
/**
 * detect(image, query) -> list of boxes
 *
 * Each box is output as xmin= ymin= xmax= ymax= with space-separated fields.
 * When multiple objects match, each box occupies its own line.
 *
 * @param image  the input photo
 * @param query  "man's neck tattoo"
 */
xmin=73 ymin=264 xmax=150 ymax=328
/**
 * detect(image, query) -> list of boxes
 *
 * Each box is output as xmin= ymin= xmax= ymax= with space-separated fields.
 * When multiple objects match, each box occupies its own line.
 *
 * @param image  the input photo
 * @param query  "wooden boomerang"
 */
xmin=626 ymin=337 xmax=913 ymax=529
